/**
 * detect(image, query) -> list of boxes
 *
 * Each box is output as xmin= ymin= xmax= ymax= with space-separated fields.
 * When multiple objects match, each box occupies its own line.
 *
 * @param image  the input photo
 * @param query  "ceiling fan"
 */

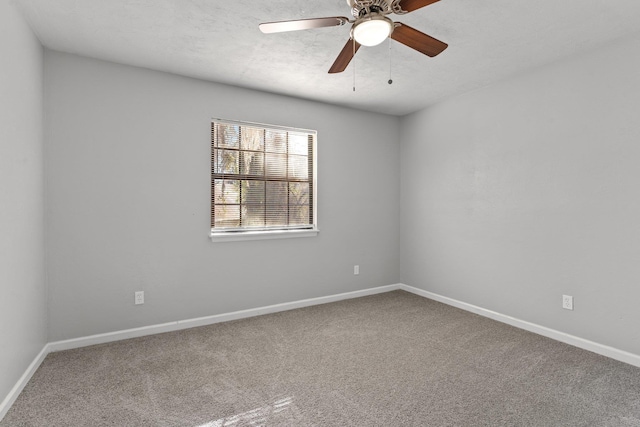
xmin=259 ymin=0 xmax=448 ymax=74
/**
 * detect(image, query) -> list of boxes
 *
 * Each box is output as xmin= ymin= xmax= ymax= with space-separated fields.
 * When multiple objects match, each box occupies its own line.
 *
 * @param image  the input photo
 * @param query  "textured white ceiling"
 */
xmin=15 ymin=0 xmax=640 ymax=115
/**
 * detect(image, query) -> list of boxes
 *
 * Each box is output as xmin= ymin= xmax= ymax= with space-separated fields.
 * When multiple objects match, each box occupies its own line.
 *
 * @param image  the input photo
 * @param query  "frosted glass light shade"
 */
xmin=353 ymin=17 xmax=392 ymax=47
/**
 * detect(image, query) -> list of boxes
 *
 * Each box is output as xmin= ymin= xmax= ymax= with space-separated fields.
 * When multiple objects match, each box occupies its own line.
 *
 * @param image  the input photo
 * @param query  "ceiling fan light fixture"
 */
xmin=352 ymin=15 xmax=393 ymax=47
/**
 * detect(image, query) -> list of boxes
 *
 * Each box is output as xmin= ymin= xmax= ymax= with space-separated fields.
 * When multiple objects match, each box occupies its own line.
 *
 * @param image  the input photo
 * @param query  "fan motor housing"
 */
xmin=347 ymin=0 xmax=398 ymax=18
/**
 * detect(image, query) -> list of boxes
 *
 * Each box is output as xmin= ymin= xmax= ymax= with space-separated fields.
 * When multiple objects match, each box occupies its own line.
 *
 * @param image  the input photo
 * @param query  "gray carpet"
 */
xmin=3 ymin=290 xmax=640 ymax=426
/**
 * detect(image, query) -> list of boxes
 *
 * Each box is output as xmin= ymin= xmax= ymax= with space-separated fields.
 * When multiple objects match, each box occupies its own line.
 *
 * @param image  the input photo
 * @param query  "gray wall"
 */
xmin=400 ymin=34 xmax=640 ymax=355
xmin=44 ymin=51 xmax=400 ymax=341
xmin=0 ymin=0 xmax=46 ymax=403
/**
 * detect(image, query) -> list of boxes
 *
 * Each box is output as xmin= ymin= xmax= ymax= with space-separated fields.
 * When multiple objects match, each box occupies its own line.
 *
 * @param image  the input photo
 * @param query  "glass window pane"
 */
xmin=266 ymin=130 xmax=287 ymax=153
xmin=266 ymin=205 xmax=288 ymax=226
xmin=240 ymin=151 xmax=264 ymax=176
xmin=289 ymin=205 xmax=310 ymax=225
xmin=289 ymin=182 xmax=309 ymax=206
xmin=241 ymin=204 xmax=265 ymax=227
xmin=289 ymin=133 xmax=308 ymax=155
xmin=287 ymin=154 xmax=308 ymax=180
xmin=241 ymin=126 xmax=264 ymax=151
xmin=214 ymin=179 xmax=239 ymax=204
xmin=265 ymin=153 xmax=287 ymax=178
xmin=217 ymin=124 xmax=239 ymax=149
xmin=266 ymin=181 xmax=287 ymax=205
xmin=241 ymin=180 xmax=265 ymax=205
xmin=214 ymin=205 xmax=240 ymax=228
xmin=214 ymin=149 xmax=238 ymax=174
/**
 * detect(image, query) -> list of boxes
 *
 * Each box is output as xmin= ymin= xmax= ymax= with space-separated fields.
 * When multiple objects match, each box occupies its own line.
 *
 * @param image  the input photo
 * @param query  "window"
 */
xmin=210 ymin=119 xmax=318 ymax=242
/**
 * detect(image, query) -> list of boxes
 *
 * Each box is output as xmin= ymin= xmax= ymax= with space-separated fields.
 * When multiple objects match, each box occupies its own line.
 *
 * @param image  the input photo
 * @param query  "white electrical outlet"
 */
xmin=135 ymin=291 xmax=144 ymax=305
xmin=562 ymin=295 xmax=573 ymax=310
xmin=354 ymin=265 xmax=360 ymax=275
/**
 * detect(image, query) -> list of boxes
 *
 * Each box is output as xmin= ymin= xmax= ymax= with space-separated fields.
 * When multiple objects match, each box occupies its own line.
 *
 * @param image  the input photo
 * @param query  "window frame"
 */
xmin=210 ymin=118 xmax=318 ymax=243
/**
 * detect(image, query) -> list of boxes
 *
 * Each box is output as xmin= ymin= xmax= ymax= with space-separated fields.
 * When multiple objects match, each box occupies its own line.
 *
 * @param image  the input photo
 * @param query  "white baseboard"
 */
xmin=48 ymin=284 xmax=401 ymax=353
xmin=399 ymin=283 xmax=640 ymax=368
xmin=0 ymin=344 xmax=49 ymax=421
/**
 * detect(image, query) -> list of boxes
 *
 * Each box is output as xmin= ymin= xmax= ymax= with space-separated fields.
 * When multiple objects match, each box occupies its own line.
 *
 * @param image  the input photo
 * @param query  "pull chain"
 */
xmin=388 ymin=37 xmax=393 ymax=85
xmin=352 ymin=38 xmax=356 ymax=92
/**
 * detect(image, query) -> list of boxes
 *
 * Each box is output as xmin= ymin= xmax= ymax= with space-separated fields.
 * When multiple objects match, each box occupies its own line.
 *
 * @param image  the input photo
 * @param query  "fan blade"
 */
xmin=259 ymin=17 xmax=349 ymax=34
xmin=328 ymin=38 xmax=361 ymax=74
xmin=396 ymin=0 xmax=440 ymax=13
xmin=391 ymin=23 xmax=447 ymax=57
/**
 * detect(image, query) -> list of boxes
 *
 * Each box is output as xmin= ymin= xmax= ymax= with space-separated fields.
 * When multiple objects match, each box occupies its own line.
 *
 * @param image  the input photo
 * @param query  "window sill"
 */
xmin=210 ymin=228 xmax=319 ymax=243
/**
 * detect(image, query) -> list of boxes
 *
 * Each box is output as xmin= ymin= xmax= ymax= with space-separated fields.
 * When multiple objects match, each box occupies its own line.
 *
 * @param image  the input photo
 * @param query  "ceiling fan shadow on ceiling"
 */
xmin=259 ymin=0 xmax=448 ymax=74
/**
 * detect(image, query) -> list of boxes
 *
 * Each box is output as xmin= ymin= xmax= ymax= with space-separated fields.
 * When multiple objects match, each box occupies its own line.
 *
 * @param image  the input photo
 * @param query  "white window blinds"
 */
xmin=211 ymin=119 xmax=317 ymax=236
